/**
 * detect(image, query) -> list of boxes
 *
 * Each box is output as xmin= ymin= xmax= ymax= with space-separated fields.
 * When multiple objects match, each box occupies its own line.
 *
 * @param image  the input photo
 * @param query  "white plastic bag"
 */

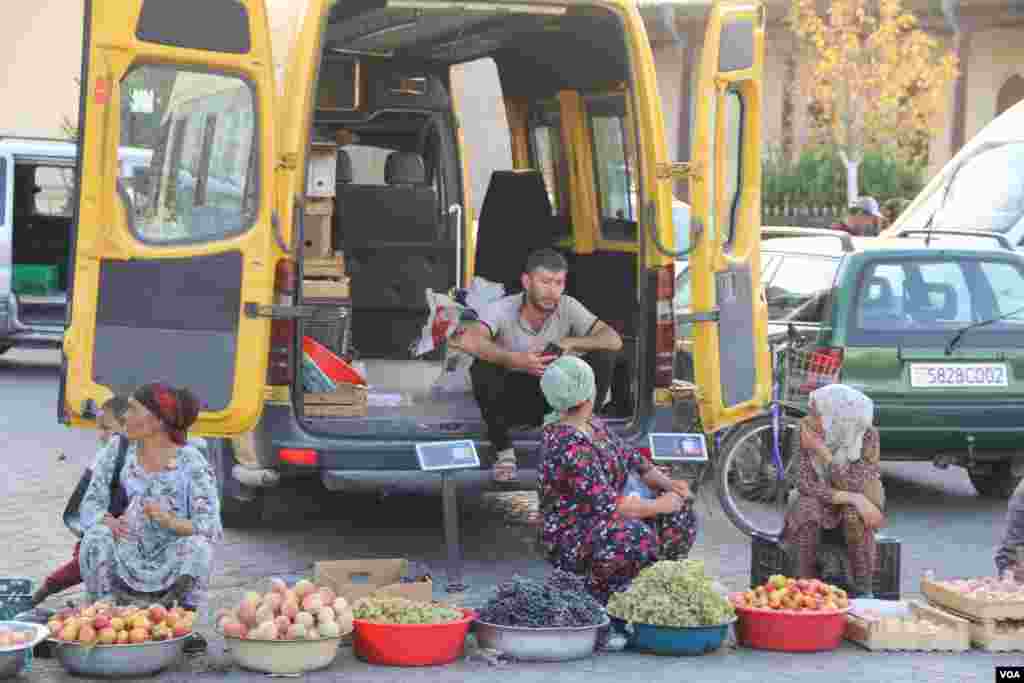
xmin=415 ymin=289 xmax=465 ymax=357
xmin=431 ymin=351 xmax=474 ymax=395
xmin=464 ymin=276 xmax=505 ymax=311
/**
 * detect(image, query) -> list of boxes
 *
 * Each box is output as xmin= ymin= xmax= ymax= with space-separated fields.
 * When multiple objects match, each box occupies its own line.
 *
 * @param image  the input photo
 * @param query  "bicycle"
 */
xmin=713 ymin=326 xmax=842 ymax=539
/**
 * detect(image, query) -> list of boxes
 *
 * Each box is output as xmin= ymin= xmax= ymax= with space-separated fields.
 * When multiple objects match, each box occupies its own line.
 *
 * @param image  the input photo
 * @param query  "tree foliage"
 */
xmin=790 ymin=0 xmax=959 ymax=166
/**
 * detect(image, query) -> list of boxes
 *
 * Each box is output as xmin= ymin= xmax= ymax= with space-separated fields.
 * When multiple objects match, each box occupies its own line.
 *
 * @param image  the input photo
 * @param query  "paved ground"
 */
xmin=2 ymin=349 xmax=1020 ymax=682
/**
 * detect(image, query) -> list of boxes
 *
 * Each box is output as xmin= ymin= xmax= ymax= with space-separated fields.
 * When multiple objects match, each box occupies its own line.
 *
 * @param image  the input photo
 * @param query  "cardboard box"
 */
xmin=304 ymin=277 xmax=350 ymax=300
xmin=304 ymin=254 xmax=346 ymax=278
xmin=314 ymin=559 xmax=433 ymax=604
xmin=307 ymin=143 xmax=338 ymax=198
xmin=303 ymin=213 xmax=333 ymax=258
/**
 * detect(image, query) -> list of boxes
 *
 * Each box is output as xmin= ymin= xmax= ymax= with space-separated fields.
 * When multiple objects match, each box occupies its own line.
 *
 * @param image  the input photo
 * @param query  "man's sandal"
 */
xmin=493 ymin=451 xmax=518 ymax=483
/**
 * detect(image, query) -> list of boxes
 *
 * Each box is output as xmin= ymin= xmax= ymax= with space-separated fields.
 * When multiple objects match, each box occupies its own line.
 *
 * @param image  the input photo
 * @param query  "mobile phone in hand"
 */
xmin=543 ymin=343 xmax=564 ymax=358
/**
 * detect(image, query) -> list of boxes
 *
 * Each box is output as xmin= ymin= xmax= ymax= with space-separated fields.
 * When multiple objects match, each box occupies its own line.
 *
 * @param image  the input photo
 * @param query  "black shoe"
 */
xmin=183 ymin=632 xmax=207 ymax=656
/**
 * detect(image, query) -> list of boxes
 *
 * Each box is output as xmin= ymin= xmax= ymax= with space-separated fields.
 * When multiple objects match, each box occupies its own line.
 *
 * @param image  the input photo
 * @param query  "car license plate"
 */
xmin=909 ymin=363 xmax=1009 ymax=388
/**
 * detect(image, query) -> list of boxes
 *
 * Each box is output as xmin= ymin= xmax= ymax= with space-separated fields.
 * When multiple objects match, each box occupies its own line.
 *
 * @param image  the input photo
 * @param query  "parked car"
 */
xmin=0 ymin=137 xmax=150 ymax=354
xmin=674 ymin=228 xmax=852 ymax=381
xmin=883 ymin=98 xmax=1024 ymax=249
xmin=768 ymin=229 xmax=1024 ymax=498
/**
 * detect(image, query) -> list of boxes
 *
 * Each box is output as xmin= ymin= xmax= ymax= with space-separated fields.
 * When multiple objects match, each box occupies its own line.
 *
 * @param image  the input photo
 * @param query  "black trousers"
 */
xmin=470 ymin=350 xmax=618 ymax=452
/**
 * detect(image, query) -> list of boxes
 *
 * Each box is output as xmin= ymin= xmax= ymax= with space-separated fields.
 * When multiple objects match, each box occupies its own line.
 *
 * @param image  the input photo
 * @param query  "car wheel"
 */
xmin=209 ymin=437 xmax=267 ymax=528
xmin=968 ymin=464 xmax=1021 ymax=499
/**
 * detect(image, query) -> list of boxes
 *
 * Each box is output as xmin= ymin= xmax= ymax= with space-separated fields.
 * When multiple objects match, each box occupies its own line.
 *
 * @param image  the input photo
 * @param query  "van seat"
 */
xmin=474 ymin=170 xmax=564 ymax=294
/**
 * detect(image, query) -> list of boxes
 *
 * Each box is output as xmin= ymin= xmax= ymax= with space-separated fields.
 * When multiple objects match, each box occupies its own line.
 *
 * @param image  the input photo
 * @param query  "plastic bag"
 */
xmin=414 ymin=289 xmax=465 ymax=357
xmin=431 ymin=351 xmax=474 ymax=395
xmin=464 ymin=276 xmax=505 ymax=312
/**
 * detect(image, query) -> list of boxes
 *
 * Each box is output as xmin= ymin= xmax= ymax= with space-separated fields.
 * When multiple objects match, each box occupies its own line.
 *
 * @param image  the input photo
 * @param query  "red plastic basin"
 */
xmin=302 ymin=336 xmax=365 ymax=385
xmin=733 ymin=602 xmax=848 ymax=652
xmin=352 ymin=609 xmax=476 ymax=667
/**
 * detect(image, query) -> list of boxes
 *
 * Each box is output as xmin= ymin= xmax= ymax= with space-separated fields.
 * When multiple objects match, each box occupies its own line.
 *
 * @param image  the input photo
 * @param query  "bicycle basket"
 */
xmin=779 ymin=347 xmax=841 ymax=401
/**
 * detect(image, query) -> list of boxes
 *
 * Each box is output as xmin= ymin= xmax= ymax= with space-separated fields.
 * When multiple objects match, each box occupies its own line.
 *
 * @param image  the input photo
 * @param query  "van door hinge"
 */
xmin=278 ymin=153 xmax=298 ymax=170
xmin=244 ymin=303 xmax=318 ymax=320
xmin=656 ymin=162 xmax=701 ymax=181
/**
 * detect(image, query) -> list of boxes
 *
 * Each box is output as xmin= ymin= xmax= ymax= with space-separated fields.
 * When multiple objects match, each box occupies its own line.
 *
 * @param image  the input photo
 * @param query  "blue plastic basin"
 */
xmin=610 ymin=617 xmax=734 ymax=656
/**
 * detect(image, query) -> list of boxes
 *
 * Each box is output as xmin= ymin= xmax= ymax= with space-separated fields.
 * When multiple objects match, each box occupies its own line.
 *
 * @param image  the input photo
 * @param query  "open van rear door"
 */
xmin=61 ymin=0 xmax=278 ymax=435
xmin=688 ymin=1 xmax=771 ymax=432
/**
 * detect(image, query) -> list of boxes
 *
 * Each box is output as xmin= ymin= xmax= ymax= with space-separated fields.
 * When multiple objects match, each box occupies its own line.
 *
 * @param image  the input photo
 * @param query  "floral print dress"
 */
xmin=79 ymin=441 xmax=222 ymax=608
xmin=538 ymin=419 xmax=698 ymax=604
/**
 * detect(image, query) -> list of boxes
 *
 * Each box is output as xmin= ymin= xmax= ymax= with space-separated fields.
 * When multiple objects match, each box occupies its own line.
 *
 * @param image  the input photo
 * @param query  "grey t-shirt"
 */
xmin=478 ymin=293 xmax=598 ymax=357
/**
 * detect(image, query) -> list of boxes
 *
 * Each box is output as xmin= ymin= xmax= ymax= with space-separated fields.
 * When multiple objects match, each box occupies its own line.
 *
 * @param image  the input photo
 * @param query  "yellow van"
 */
xmin=62 ymin=0 xmax=770 ymax=524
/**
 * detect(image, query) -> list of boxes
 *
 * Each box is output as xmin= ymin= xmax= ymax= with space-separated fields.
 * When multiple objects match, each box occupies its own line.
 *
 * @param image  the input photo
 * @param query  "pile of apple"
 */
xmin=931 ymin=574 xmax=1024 ymax=602
xmin=0 ymin=626 xmax=38 ymax=648
xmin=46 ymin=602 xmax=194 ymax=645
xmin=217 ymin=577 xmax=353 ymax=641
xmin=731 ymin=575 xmax=850 ymax=612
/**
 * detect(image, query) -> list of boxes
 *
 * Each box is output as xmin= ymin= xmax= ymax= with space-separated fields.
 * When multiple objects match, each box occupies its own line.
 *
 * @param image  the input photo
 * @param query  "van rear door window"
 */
xmin=33 ymin=166 xmax=76 ymax=217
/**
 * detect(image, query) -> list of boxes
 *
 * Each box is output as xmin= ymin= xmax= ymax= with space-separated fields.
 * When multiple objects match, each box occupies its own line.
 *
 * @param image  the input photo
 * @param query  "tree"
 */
xmin=790 ymin=0 xmax=958 ymax=204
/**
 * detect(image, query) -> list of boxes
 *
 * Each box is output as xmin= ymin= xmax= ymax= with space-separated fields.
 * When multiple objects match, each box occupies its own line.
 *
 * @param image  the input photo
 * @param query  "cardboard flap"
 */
xmin=316 ymin=559 xmax=407 ymax=584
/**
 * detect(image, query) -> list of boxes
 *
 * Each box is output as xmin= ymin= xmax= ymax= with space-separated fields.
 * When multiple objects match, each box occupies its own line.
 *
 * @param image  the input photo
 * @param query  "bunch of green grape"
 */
xmin=606 ymin=560 xmax=736 ymax=628
xmin=351 ymin=596 xmax=464 ymax=625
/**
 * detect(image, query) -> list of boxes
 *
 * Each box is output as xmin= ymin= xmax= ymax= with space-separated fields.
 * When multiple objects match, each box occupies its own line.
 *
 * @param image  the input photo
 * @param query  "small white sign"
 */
xmin=129 ymin=88 xmax=155 ymax=114
xmin=648 ymin=433 xmax=709 ymax=463
xmin=415 ymin=440 xmax=480 ymax=472
xmin=909 ymin=363 xmax=1008 ymax=388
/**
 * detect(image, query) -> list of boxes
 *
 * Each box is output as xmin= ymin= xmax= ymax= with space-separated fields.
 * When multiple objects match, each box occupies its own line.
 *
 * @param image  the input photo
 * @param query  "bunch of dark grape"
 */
xmin=478 ymin=572 xmax=606 ymax=628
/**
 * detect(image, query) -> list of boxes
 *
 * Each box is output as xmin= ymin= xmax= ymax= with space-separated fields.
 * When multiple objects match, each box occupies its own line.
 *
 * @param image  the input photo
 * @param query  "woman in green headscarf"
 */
xmin=536 ymin=356 xmax=699 ymax=604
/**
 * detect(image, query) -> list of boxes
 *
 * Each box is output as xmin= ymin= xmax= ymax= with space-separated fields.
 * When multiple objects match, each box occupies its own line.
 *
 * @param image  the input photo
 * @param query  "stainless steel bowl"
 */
xmin=0 ymin=622 xmax=49 ymax=679
xmin=473 ymin=618 xmax=608 ymax=662
xmin=50 ymin=634 xmax=188 ymax=677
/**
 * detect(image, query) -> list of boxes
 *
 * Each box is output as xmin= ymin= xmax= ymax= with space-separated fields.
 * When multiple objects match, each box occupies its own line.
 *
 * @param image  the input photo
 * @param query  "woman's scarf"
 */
xmin=134 ymin=382 xmax=200 ymax=446
xmin=540 ymin=355 xmax=596 ymax=426
xmin=809 ymin=384 xmax=874 ymax=468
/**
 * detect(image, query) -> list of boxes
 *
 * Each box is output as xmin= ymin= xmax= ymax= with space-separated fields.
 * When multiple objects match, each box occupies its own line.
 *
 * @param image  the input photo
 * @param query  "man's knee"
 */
xmin=583 ymin=349 xmax=618 ymax=369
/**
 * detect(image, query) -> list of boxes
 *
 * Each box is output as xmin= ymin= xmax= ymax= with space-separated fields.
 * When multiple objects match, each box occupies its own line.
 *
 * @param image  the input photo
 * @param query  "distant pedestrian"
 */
xmin=845 ymin=196 xmax=885 ymax=237
xmin=882 ymin=197 xmax=912 ymax=226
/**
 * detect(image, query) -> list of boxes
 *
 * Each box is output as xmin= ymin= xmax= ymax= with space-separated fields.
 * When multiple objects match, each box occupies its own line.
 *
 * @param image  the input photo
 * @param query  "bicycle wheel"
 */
xmin=716 ymin=413 xmax=802 ymax=538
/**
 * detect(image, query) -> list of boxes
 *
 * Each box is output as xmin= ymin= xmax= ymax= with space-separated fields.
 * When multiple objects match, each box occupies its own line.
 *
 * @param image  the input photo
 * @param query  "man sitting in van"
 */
xmin=456 ymin=248 xmax=623 ymax=483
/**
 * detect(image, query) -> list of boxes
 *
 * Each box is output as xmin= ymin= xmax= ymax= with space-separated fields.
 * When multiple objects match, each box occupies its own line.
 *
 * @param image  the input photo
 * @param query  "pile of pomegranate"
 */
xmin=217 ymin=577 xmax=353 ymax=641
xmin=928 ymin=570 xmax=1024 ymax=602
xmin=0 ymin=627 xmax=37 ymax=648
xmin=46 ymin=602 xmax=195 ymax=645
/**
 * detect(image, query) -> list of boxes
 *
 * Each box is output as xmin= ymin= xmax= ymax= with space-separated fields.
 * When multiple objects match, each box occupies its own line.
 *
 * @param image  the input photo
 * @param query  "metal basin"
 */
xmin=0 ymin=622 xmax=49 ymax=679
xmin=222 ymin=634 xmax=343 ymax=675
xmin=50 ymin=634 xmax=187 ymax=678
xmin=473 ymin=618 xmax=608 ymax=662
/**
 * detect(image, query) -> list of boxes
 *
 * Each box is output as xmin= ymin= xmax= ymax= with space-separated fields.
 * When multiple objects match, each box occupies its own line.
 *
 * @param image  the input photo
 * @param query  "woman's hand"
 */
xmin=143 ymin=502 xmax=175 ymax=529
xmin=851 ymin=493 xmax=886 ymax=529
xmin=102 ymin=513 xmax=129 ymax=540
xmin=654 ymin=491 xmax=685 ymax=515
xmin=669 ymin=479 xmax=692 ymax=500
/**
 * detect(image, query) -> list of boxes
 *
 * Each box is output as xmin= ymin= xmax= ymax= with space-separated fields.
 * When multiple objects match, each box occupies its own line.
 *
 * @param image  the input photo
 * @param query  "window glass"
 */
xmin=343 ymin=144 xmax=392 ymax=185
xmin=0 ymin=158 xmax=7 ymax=225
xmin=722 ymin=89 xmax=743 ymax=248
xmin=119 ymin=64 xmax=258 ymax=243
xmin=33 ymin=166 xmax=76 ymax=217
xmin=979 ymin=261 xmax=1024 ymax=321
xmin=764 ymin=255 xmax=840 ymax=319
xmin=529 ymin=124 xmax=564 ymax=215
xmin=587 ymin=94 xmax=638 ymax=241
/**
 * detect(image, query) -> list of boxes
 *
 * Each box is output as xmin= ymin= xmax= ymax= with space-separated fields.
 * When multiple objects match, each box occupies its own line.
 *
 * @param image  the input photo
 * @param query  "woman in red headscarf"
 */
xmin=78 ymin=383 xmax=222 ymax=618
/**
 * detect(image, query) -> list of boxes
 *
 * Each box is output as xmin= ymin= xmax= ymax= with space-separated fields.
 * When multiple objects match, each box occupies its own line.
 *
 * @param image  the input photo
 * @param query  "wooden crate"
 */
xmin=305 ymin=383 xmax=368 ymax=405
xmin=304 ymin=255 xmax=346 ymax=278
xmin=304 ymin=278 xmax=350 ymax=300
xmin=845 ymin=600 xmax=970 ymax=652
xmin=304 ymin=403 xmax=368 ymax=418
xmin=925 ymin=600 xmax=1024 ymax=652
xmin=921 ymin=578 xmax=1024 ymax=621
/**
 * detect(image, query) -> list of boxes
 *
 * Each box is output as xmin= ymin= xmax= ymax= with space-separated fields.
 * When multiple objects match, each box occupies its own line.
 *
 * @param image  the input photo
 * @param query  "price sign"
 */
xmin=648 ymin=433 xmax=708 ymax=463
xmin=415 ymin=440 xmax=480 ymax=472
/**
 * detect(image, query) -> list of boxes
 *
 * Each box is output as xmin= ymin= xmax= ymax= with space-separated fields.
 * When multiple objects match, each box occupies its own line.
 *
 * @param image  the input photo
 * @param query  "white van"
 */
xmin=0 ymin=137 xmax=149 ymax=353
xmin=885 ymin=99 xmax=1024 ymax=249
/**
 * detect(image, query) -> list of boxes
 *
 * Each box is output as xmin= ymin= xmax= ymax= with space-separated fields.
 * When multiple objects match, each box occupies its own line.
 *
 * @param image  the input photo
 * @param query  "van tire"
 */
xmin=209 ymin=438 xmax=266 ymax=528
xmin=969 ymin=464 xmax=1021 ymax=499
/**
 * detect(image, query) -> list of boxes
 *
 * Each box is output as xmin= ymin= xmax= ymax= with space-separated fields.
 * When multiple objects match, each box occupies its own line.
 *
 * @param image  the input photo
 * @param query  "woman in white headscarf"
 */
xmin=536 ymin=356 xmax=698 ymax=606
xmin=782 ymin=384 xmax=886 ymax=597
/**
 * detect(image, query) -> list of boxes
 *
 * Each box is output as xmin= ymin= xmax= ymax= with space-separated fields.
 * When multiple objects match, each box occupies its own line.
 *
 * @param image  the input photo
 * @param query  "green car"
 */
xmin=775 ymin=229 xmax=1024 ymax=498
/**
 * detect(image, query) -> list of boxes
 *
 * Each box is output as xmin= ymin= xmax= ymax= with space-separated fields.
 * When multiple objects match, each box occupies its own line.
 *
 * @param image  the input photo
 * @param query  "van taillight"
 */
xmin=267 ymin=260 xmax=297 ymax=386
xmin=655 ymin=264 xmax=675 ymax=388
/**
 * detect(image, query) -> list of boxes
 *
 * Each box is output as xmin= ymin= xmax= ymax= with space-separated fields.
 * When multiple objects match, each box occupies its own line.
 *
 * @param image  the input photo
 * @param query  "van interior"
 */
xmin=11 ymin=161 xmax=75 ymax=327
xmin=300 ymin=2 xmax=645 ymax=438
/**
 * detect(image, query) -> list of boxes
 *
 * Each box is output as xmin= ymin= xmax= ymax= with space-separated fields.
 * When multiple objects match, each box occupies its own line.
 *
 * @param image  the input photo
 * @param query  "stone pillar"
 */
xmin=949 ymin=23 xmax=973 ymax=155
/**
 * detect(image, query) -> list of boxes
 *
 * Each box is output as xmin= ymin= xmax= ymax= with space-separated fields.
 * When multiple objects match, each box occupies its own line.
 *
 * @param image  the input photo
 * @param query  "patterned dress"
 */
xmin=538 ymin=419 xmax=698 ymax=604
xmin=783 ymin=417 xmax=882 ymax=592
xmin=79 ymin=441 xmax=222 ymax=608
